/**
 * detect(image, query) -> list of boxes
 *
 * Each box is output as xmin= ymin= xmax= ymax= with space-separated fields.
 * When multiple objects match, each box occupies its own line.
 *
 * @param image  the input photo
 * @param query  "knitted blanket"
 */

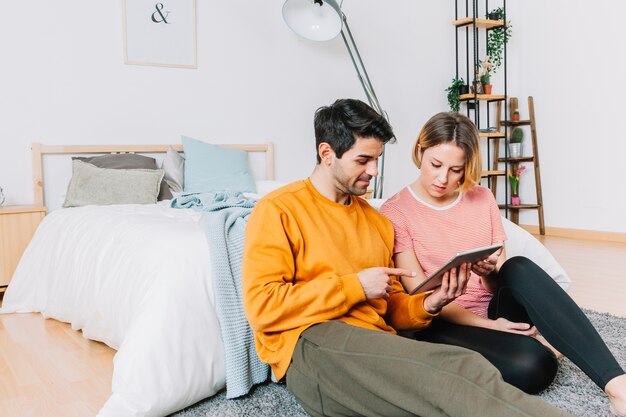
xmin=171 ymin=192 xmax=270 ymax=398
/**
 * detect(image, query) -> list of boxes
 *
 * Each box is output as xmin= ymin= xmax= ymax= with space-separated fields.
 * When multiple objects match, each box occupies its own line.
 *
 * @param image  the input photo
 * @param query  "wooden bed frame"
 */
xmin=31 ymin=142 xmax=275 ymax=206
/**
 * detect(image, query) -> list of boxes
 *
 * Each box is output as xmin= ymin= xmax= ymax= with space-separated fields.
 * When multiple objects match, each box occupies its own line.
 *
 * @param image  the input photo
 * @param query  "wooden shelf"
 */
xmin=453 ymin=17 xmax=505 ymax=29
xmin=497 ymin=156 xmax=535 ymax=163
xmin=500 ymin=120 xmax=531 ymax=127
xmin=481 ymin=170 xmax=506 ymax=177
xmin=460 ymin=94 xmax=506 ymax=101
xmin=479 ymin=132 xmax=506 ymax=139
xmin=498 ymin=204 xmax=541 ymax=210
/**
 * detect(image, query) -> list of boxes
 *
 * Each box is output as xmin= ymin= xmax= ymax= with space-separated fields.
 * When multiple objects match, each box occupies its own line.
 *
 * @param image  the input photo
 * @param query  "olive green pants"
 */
xmin=286 ymin=321 xmax=572 ymax=417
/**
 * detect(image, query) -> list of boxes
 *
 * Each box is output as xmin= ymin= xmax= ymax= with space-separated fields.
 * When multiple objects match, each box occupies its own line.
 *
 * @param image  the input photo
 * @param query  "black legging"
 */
xmin=412 ymin=256 xmax=625 ymax=394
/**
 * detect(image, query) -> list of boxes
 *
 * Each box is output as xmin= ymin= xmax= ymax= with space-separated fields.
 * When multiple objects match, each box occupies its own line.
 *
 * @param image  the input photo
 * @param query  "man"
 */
xmin=242 ymin=99 xmax=571 ymax=417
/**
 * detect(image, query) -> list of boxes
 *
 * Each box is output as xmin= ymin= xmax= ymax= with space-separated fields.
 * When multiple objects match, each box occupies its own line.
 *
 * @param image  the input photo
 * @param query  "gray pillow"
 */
xmin=63 ymin=160 xmax=164 ymax=207
xmin=73 ymin=154 xmax=172 ymax=200
xmin=161 ymin=146 xmax=185 ymax=194
xmin=73 ymin=153 xmax=157 ymax=169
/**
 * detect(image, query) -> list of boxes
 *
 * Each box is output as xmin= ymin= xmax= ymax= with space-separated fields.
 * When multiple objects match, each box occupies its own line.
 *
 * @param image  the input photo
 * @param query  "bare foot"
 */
xmin=606 ymin=374 xmax=626 ymax=416
xmin=533 ymin=333 xmax=563 ymax=359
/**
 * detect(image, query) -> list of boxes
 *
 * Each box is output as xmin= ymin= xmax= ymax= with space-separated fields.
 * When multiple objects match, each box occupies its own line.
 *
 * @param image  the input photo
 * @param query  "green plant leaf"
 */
xmin=445 ymin=77 xmax=465 ymax=112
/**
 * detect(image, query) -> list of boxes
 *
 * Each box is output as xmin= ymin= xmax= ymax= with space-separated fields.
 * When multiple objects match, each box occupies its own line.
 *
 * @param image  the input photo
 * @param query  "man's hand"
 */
xmin=423 ymin=263 xmax=470 ymax=313
xmin=357 ymin=267 xmax=416 ymax=300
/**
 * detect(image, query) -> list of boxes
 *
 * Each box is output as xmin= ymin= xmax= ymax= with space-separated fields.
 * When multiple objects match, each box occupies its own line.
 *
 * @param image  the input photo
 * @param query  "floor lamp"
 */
xmin=282 ymin=0 xmax=389 ymax=198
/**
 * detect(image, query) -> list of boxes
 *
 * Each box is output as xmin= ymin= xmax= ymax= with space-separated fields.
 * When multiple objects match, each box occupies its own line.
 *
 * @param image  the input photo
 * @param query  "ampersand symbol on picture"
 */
xmin=151 ymin=3 xmax=170 ymax=24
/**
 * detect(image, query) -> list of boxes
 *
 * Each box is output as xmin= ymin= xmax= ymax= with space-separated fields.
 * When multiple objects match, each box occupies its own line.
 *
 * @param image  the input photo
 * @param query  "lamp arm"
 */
xmin=340 ymin=15 xmax=384 ymax=119
xmin=339 ymin=13 xmax=387 ymax=198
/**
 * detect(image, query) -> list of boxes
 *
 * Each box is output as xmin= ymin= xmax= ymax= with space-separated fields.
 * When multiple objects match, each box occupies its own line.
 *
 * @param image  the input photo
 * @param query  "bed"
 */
xmin=0 ymin=141 xmax=281 ymax=417
xmin=0 ymin=140 xmax=572 ymax=417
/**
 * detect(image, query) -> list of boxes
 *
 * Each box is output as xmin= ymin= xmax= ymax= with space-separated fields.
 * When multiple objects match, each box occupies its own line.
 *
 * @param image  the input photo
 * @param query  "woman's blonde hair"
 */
xmin=412 ymin=112 xmax=482 ymax=192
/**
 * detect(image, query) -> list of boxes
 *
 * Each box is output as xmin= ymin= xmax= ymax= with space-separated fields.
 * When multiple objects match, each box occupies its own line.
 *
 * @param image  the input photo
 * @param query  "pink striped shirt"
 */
xmin=380 ymin=185 xmax=507 ymax=318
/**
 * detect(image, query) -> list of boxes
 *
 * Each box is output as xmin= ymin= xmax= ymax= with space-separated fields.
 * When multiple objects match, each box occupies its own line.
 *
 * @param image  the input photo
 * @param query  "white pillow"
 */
xmin=243 ymin=180 xmax=290 ymax=199
xmin=161 ymin=145 xmax=185 ymax=193
xmin=254 ymin=180 xmax=289 ymax=195
xmin=501 ymin=217 xmax=570 ymax=291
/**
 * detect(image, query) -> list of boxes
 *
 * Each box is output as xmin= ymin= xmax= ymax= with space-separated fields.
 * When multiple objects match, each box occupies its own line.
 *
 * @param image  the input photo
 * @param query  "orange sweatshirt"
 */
xmin=242 ymin=179 xmax=436 ymax=381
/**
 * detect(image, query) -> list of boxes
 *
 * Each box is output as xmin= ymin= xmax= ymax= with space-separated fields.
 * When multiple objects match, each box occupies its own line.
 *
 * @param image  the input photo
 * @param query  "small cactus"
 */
xmin=510 ymin=127 xmax=524 ymax=143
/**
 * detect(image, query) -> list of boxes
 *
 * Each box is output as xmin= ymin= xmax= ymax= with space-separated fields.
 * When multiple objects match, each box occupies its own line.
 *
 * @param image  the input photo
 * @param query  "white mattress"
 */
xmin=1 ymin=202 xmax=226 ymax=416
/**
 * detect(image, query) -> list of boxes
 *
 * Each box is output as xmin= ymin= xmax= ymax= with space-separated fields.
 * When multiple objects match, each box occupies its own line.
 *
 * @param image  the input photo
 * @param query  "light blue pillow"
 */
xmin=182 ymin=136 xmax=257 ymax=194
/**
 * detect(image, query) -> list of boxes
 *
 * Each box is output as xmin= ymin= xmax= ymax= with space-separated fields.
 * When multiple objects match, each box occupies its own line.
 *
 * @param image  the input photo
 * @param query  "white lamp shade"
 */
xmin=282 ymin=0 xmax=343 ymax=42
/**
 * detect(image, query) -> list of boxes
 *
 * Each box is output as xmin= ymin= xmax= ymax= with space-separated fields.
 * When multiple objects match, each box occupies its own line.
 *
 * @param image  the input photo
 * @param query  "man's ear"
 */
xmin=318 ymin=142 xmax=334 ymax=164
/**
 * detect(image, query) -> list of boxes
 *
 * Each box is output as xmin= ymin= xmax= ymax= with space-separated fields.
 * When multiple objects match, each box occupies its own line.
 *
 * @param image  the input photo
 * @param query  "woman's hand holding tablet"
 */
xmin=409 ymin=243 xmax=504 ymax=295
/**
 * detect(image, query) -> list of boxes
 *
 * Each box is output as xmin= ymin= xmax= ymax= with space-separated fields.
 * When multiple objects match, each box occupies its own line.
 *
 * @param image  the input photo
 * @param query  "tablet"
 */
xmin=409 ymin=243 xmax=503 ymax=295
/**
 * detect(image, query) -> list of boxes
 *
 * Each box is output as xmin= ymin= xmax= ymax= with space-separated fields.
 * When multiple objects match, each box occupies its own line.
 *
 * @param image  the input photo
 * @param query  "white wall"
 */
xmin=506 ymin=0 xmax=626 ymax=232
xmin=0 ymin=1 xmax=624 ymax=233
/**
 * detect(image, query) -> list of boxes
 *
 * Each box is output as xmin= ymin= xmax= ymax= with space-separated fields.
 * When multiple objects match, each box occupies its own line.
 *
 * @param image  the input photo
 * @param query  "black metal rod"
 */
xmin=503 ymin=0 xmax=509 ymax=217
xmin=455 ymin=0 xmax=459 ymax=80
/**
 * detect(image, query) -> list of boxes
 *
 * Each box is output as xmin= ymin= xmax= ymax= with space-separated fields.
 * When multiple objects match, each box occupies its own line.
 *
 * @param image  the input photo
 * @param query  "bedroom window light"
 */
xmin=282 ymin=0 xmax=391 ymax=198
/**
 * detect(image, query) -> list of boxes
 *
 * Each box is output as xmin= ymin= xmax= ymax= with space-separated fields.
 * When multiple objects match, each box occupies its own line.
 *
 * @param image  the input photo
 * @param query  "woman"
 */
xmin=380 ymin=112 xmax=626 ymax=416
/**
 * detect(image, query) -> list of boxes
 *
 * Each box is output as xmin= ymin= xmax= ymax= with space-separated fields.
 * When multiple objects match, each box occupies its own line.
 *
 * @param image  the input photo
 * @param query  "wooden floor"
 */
xmin=0 ymin=313 xmax=114 ymax=417
xmin=536 ymin=235 xmax=626 ymax=317
xmin=0 ymin=234 xmax=625 ymax=416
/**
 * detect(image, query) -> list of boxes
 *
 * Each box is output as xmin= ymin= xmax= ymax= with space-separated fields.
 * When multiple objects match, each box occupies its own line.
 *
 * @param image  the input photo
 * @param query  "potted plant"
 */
xmin=445 ymin=77 xmax=465 ymax=112
xmin=479 ymin=56 xmax=493 ymax=95
xmin=508 ymin=165 xmax=526 ymax=205
xmin=512 ymin=108 xmax=520 ymax=121
xmin=509 ymin=127 xmax=524 ymax=158
xmin=486 ymin=9 xmax=501 ymax=21
xmin=486 ymin=7 xmax=512 ymax=76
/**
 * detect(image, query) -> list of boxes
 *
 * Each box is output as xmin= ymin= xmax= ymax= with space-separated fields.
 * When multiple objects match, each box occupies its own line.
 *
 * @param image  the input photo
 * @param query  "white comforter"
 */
xmin=0 ymin=202 xmax=226 ymax=417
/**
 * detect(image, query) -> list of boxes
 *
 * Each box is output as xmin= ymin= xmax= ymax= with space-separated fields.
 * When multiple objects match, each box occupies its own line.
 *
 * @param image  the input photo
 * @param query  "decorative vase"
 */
xmin=511 ymin=195 xmax=521 ymax=206
xmin=0 ymin=186 xmax=5 ymax=206
xmin=509 ymin=143 xmax=523 ymax=158
xmin=475 ymin=81 xmax=483 ymax=94
xmin=483 ymin=84 xmax=492 ymax=95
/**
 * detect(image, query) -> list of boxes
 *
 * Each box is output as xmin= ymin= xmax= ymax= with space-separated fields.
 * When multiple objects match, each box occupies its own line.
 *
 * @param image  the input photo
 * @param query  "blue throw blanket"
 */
xmin=172 ymin=192 xmax=270 ymax=398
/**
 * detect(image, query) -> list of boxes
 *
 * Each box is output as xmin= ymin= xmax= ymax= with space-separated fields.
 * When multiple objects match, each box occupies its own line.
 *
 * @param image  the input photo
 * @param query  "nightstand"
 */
xmin=0 ymin=205 xmax=47 ymax=289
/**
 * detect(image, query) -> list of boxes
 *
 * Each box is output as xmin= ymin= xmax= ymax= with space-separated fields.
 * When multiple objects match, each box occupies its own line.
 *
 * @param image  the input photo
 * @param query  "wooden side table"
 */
xmin=0 ymin=205 xmax=47 ymax=289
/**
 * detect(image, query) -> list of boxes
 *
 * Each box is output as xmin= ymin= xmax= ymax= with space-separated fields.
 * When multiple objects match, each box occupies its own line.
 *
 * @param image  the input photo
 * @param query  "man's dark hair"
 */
xmin=313 ymin=99 xmax=396 ymax=163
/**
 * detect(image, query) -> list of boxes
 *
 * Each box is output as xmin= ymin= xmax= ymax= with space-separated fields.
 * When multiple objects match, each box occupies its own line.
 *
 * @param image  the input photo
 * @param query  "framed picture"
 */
xmin=122 ymin=0 xmax=197 ymax=68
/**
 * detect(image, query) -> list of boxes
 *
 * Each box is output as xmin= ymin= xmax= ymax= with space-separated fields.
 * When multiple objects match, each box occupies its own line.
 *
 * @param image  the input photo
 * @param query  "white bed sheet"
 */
xmin=0 ymin=202 xmax=226 ymax=417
